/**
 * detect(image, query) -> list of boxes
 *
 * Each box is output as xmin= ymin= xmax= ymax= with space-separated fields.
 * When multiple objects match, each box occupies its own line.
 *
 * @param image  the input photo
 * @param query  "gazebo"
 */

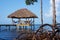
xmin=8 ymin=8 xmax=38 ymax=31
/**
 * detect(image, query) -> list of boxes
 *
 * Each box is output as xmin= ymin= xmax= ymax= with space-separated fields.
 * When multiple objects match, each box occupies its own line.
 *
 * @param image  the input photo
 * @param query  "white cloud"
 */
xmin=45 ymin=0 xmax=60 ymax=17
xmin=55 ymin=0 xmax=60 ymax=10
xmin=45 ymin=13 xmax=52 ymax=17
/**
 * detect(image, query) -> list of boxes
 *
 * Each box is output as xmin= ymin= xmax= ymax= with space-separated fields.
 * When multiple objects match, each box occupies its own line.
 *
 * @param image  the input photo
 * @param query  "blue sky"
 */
xmin=0 ymin=0 xmax=60 ymax=24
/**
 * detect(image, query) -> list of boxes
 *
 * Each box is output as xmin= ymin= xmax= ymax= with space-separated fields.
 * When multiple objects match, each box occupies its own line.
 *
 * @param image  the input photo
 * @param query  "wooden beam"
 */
xmin=33 ymin=18 xmax=35 ymax=31
xmin=12 ymin=18 xmax=14 ymax=24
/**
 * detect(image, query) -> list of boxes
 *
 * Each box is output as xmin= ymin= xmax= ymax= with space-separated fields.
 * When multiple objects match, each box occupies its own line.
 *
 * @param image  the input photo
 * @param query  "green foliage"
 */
xmin=25 ymin=0 xmax=37 ymax=5
xmin=32 ymin=0 xmax=37 ymax=2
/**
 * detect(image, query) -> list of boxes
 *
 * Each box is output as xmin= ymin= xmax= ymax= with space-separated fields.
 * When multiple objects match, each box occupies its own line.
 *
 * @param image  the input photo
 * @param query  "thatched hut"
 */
xmin=8 ymin=8 xmax=37 ymax=18
xmin=8 ymin=8 xmax=38 ymax=31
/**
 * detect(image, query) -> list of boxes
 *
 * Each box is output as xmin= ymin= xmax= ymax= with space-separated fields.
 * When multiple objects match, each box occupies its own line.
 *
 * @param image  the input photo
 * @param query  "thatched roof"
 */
xmin=8 ymin=8 xmax=38 ymax=18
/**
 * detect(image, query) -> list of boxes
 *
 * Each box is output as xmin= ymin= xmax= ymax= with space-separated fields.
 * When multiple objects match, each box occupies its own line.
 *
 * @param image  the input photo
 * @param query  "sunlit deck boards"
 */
xmin=16 ymin=24 xmax=31 ymax=26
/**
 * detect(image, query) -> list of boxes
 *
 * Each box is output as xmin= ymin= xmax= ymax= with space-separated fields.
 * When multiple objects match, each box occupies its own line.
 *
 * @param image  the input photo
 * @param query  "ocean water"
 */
xmin=0 ymin=24 xmax=53 ymax=40
xmin=0 ymin=24 xmax=40 ymax=40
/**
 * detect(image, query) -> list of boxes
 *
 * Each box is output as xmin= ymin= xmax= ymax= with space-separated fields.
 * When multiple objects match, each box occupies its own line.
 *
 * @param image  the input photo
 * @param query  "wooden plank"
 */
xmin=16 ymin=24 xmax=30 ymax=26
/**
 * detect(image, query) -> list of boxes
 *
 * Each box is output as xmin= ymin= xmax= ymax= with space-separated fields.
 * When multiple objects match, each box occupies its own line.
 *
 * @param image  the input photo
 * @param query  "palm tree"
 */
xmin=25 ymin=0 xmax=37 ymax=5
xmin=40 ymin=0 xmax=43 ymax=25
xmin=25 ymin=0 xmax=56 ymax=26
xmin=52 ymin=0 xmax=56 ymax=27
xmin=25 ymin=0 xmax=43 ymax=25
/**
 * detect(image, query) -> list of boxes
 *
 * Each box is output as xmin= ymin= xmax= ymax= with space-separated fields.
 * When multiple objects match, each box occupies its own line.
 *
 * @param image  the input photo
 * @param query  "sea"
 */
xmin=0 ymin=24 xmax=52 ymax=40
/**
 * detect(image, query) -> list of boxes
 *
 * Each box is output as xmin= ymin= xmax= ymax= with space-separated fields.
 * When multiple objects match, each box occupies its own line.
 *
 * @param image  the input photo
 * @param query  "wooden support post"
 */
xmin=12 ymin=18 xmax=14 ymax=24
xmin=18 ymin=18 xmax=20 ymax=23
xmin=28 ymin=18 xmax=29 ymax=24
xmin=31 ymin=25 xmax=32 ymax=31
xmin=16 ymin=26 xmax=20 ymax=31
xmin=23 ymin=26 xmax=24 ymax=30
xmin=28 ymin=18 xmax=30 ymax=30
xmin=16 ymin=18 xmax=20 ymax=31
xmin=12 ymin=18 xmax=13 ymax=24
xmin=30 ymin=18 xmax=32 ymax=30
xmin=19 ymin=26 xmax=21 ymax=30
xmin=26 ymin=18 xmax=27 ymax=21
xmin=33 ymin=18 xmax=35 ymax=31
xmin=15 ymin=25 xmax=17 ymax=30
xmin=6 ymin=25 xmax=8 ymax=31
xmin=0 ymin=25 xmax=1 ymax=32
xmin=25 ymin=26 xmax=27 ymax=30
xmin=9 ymin=26 xmax=10 ymax=31
xmin=25 ymin=18 xmax=27 ymax=30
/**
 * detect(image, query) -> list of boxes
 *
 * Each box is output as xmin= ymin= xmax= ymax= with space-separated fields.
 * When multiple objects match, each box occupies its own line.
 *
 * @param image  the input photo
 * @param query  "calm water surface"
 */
xmin=0 ymin=24 xmax=40 ymax=40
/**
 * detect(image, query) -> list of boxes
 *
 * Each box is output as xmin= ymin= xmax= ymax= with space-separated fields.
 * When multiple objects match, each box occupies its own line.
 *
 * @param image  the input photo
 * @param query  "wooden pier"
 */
xmin=0 ymin=24 xmax=35 ymax=31
xmin=0 ymin=24 xmax=16 ymax=31
xmin=0 ymin=24 xmax=16 ymax=26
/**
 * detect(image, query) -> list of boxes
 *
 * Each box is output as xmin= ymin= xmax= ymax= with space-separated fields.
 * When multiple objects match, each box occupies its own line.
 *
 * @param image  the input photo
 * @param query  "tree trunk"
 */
xmin=40 ymin=0 xmax=43 ymax=25
xmin=52 ymin=0 xmax=56 ymax=27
